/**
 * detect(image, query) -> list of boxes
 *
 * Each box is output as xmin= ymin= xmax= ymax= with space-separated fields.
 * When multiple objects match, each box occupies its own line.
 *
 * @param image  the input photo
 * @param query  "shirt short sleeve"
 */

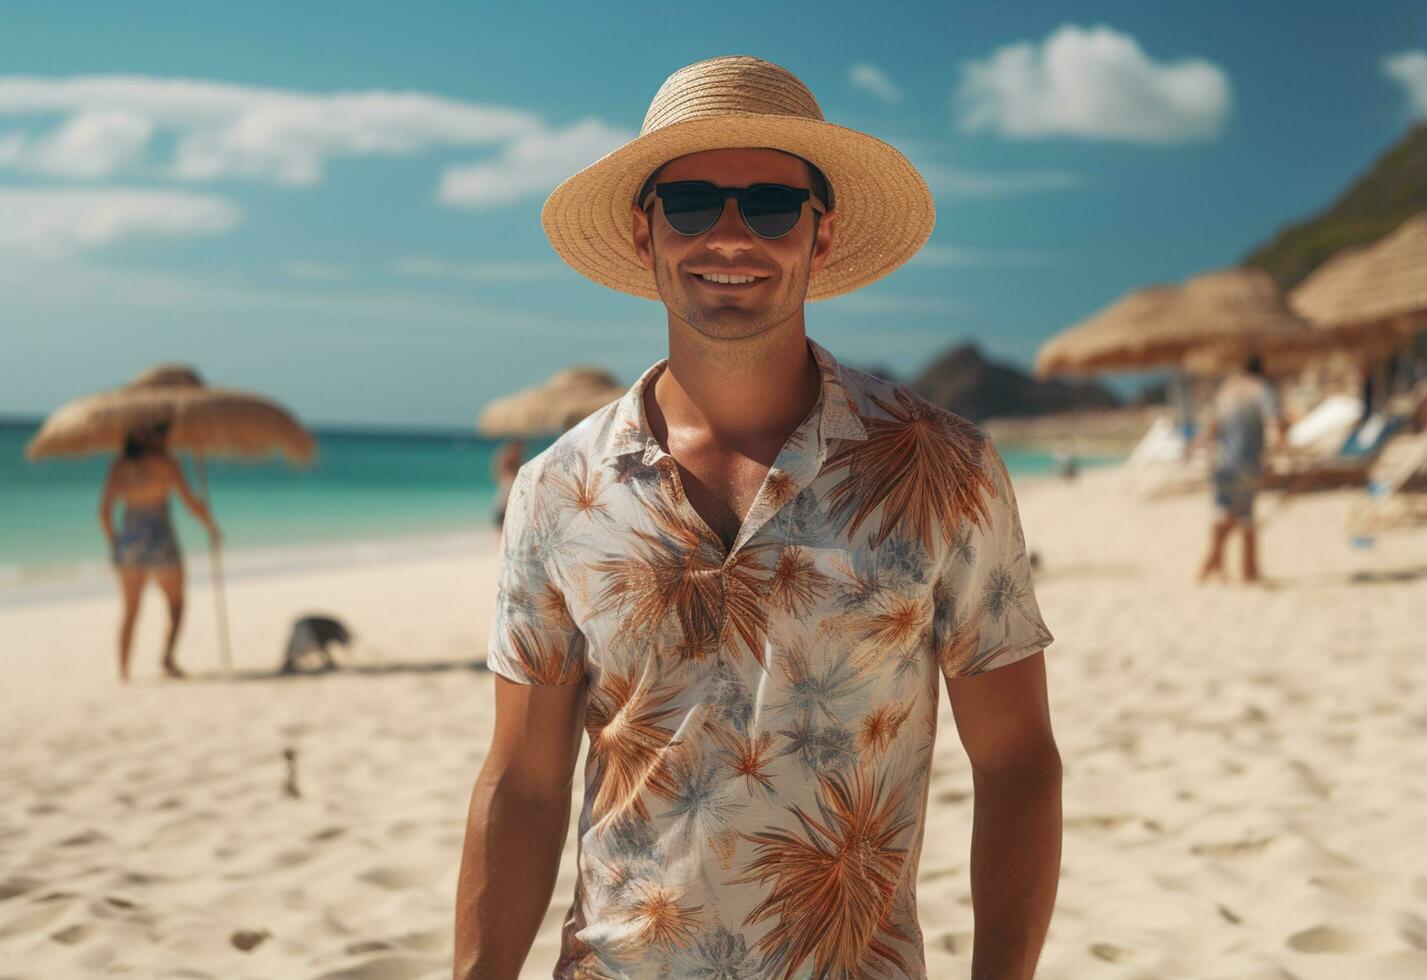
xmin=931 ymin=438 xmax=1054 ymax=681
xmin=485 ymin=463 xmax=588 ymax=686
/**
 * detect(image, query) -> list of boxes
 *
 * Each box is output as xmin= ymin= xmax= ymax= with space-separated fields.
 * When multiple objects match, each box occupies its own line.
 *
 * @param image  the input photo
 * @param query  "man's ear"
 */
xmin=808 ymin=208 xmax=837 ymax=278
xmin=631 ymin=204 xmax=654 ymax=271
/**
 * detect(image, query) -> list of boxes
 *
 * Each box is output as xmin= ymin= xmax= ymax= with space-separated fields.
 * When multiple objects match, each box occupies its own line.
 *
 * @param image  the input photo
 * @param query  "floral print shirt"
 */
xmin=486 ymin=336 xmax=1053 ymax=979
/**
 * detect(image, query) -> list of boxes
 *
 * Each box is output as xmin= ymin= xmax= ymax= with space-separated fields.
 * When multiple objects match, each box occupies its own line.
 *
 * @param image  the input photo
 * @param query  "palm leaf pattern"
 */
xmin=858 ymin=700 xmax=915 ymax=757
xmin=482 ymin=338 xmax=1051 ymax=976
xmin=767 ymin=545 xmax=832 ymax=618
xmin=550 ymin=454 xmax=611 ymax=522
xmin=499 ymin=621 xmax=585 ymax=686
xmin=823 ymin=385 xmax=995 ymax=551
xmin=616 ymin=882 xmax=704 ymax=954
xmin=728 ymin=766 xmax=916 ymax=978
xmin=585 ymin=669 xmax=685 ymax=828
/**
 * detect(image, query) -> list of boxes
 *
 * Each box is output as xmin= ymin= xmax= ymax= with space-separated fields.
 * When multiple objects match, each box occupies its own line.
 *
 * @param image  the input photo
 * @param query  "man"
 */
xmin=1197 ymin=355 xmax=1288 ymax=584
xmin=455 ymin=56 xmax=1060 ymax=980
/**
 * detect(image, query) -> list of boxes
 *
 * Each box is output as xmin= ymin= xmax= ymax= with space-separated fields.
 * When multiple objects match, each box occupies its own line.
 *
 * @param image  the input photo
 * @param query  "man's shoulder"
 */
xmin=837 ymin=362 xmax=991 ymax=451
xmin=515 ymin=397 xmax=625 ymax=487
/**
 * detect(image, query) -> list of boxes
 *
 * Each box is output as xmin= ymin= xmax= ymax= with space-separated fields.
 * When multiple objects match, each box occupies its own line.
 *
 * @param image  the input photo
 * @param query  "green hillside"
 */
xmin=1243 ymin=124 xmax=1427 ymax=290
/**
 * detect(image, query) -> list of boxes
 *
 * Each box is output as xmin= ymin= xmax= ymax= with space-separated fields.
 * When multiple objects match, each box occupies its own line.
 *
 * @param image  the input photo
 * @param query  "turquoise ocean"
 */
xmin=1 ymin=420 xmax=1117 ymax=598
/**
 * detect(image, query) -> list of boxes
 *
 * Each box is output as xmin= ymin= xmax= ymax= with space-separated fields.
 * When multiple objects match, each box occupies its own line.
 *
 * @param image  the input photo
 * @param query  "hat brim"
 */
xmin=541 ymin=114 xmax=935 ymax=302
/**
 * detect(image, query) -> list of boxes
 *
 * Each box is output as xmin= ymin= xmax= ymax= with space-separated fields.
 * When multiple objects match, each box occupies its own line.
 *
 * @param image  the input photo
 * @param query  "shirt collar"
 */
xmin=599 ymin=336 xmax=867 ymax=463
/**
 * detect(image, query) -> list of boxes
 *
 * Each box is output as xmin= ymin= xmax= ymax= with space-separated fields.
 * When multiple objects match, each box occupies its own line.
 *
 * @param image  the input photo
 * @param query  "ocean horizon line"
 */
xmin=1 ymin=415 xmax=507 ymax=444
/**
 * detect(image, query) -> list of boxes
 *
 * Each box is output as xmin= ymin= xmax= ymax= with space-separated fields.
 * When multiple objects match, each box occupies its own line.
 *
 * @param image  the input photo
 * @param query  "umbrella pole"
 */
xmin=195 ymin=454 xmax=233 ymax=672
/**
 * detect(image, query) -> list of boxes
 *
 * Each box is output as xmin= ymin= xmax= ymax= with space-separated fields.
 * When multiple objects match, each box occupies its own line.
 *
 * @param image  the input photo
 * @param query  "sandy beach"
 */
xmin=2 ymin=464 xmax=1425 ymax=980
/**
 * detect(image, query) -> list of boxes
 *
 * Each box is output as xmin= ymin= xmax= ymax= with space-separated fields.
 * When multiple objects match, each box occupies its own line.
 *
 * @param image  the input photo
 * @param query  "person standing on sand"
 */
xmin=491 ymin=439 xmax=526 ymax=531
xmin=99 ymin=421 xmax=221 ymax=682
xmin=1197 ymin=355 xmax=1288 ymax=584
xmin=455 ymin=56 xmax=1060 ymax=980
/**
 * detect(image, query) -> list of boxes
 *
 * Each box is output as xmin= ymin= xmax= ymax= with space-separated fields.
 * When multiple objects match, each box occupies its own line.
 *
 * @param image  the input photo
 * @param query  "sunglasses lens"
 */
xmin=742 ymin=185 xmax=803 ymax=238
xmin=660 ymin=182 xmax=722 ymax=235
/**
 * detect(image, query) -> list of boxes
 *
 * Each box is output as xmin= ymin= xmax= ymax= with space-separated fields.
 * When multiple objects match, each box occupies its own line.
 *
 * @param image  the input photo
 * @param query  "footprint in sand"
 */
xmin=1089 ymin=942 xmax=1138 ymax=963
xmin=931 ymin=930 xmax=971 ymax=954
xmin=1310 ymin=873 xmax=1388 ymax=900
xmin=934 ymin=789 xmax=971 ymax=805
xmin=51 ymin=922 xmax=93 ymax=945
xmin=1286 ymin=924 xmax=1369 ymax=953
xmin=1398 ymin=913 xmax=1427 ymax=950
xmin=1190 ymin=835 xmax=1276 ymax=858
xmin=0 ymin=877 xmax=41 ymax=902
xmin=358 ymin=867 xmax=423 ymax=890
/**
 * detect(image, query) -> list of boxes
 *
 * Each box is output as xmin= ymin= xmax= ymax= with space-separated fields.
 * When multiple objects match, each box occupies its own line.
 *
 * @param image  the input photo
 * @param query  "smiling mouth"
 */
xmin=689 ymin=272 xmax=771 ymax=288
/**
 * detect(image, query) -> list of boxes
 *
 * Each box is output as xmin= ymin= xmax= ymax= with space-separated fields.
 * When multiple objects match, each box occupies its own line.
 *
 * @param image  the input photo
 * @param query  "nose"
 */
xmin=700 ymin=195 xmax=755 ymax=256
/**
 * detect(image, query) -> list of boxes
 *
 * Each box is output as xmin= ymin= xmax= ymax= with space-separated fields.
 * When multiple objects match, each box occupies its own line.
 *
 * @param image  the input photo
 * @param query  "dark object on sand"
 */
xmin=282 ymin=747 xmax=300 ymax=799
xmin=280 ymin=615 xmax=352 ymax=674
xmin=231 ymin=928 xmax=271 ymax=952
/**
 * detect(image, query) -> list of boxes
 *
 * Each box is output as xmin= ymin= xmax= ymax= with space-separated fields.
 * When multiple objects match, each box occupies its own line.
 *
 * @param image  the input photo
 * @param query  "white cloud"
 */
xmin=396 ymin=257 xmax=564 ymax=282
xmin=284 ymin=260 xmax=351 ymax=281
xmin=0 ymin=75 xmax=543 ymax=184
xmin=955 ymin=24 xmax=1231 ymax=143
xmin=437 ymin=117 xmax=632 ymax=208
xmin=910 ymin=243 xmax=1057 ymax=267
xmin=25 ymin=109 xmax=154 ymax=178
xmin=0 ymin=188 xmax=241 ymax=255
xmin=849 ymin=63 xmax=902 ymax=104
xmin=1383 ymin=50 xmax=1427 ymax=118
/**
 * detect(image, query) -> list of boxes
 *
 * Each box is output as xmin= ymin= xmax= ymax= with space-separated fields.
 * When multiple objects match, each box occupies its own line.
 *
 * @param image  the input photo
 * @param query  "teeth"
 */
xmin=699 ymin=273 xmax=758 ymax=284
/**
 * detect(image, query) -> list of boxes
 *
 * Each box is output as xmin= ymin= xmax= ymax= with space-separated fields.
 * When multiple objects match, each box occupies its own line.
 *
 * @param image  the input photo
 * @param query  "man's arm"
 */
xmin=454 ymin=676 xmax=587 ymax=980
xmin=946 ymin=650 xmax=1061 ymax=980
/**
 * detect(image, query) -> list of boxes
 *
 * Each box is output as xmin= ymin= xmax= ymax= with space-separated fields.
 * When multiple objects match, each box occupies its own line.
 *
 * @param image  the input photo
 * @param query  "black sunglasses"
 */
xmin=642 ymin=181 xmax=826 ymax=239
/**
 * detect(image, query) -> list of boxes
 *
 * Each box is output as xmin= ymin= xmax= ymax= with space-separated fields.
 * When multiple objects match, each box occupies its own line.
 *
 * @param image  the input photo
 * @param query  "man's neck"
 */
xmin=650 ymin=316 xmax=821 ymax=451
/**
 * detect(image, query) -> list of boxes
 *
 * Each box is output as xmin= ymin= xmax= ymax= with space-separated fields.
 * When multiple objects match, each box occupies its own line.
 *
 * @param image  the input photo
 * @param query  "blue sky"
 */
xmin=3 ymin=1 xmax=1424 ymax=427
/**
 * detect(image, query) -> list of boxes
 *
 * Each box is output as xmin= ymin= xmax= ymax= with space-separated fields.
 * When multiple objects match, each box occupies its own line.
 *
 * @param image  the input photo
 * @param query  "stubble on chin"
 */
xmin=654 ymin=258 xmax=806 ymax=344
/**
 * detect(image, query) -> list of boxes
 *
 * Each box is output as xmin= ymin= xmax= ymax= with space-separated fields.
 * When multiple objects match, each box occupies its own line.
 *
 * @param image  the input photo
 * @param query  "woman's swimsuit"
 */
xmin=112 ymin=501 xmax=181 ymax=569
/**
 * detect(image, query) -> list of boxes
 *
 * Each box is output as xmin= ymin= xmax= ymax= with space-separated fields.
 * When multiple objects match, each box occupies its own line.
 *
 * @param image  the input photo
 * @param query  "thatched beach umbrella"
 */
xmin=26 ymin=366 xmax=316 ymax=670
xmin=1035 ymin=268 xmax=1320 ymax=379
xmin=478 ymin=365 xmax=625 ymax=438
xmin=1290 ymin=211 xmax=1427 ymax=342
xmin=1034 ymin=285 xmax=1180 ymax=378
xmin=27 ymin=374 xmax=315 ymax=464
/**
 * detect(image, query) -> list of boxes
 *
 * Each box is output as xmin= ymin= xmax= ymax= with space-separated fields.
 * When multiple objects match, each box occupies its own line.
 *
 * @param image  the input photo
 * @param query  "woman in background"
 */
xmin=490 ymin=439 xmax=525 ymax=532
xmin=99 ymin=421 xmax=221 ymax=682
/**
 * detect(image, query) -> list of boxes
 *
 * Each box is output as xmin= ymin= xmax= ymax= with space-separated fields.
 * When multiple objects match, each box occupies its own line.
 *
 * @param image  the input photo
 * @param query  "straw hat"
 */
xmin=541 ymin=55 xmax=935 ymax=302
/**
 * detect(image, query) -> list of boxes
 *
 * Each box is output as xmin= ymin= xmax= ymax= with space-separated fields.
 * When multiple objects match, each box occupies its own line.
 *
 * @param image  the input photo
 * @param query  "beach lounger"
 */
xmin=1266 ymin=382 xmax=1427 ymax=492
xmin=1348 ymin=432 xmax=1427 ymax=535
xmin=1265 ymin=412 xmax=1407 ymax=491
xmin=1285 ymin=393 xmax=1363 ymax=454
xmin=1122 ymin=413 xmax=1211 ymax=499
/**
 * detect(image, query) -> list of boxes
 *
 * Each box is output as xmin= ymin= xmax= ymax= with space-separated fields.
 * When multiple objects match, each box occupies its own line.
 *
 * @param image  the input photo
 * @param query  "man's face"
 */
xmin=630 ymin=147 xmax=837 ymax=342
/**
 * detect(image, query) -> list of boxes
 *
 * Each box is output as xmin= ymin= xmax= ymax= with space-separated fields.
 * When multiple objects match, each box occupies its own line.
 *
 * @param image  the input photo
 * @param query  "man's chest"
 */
xmin=666 ymin=452 xmax=771 ymax=553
